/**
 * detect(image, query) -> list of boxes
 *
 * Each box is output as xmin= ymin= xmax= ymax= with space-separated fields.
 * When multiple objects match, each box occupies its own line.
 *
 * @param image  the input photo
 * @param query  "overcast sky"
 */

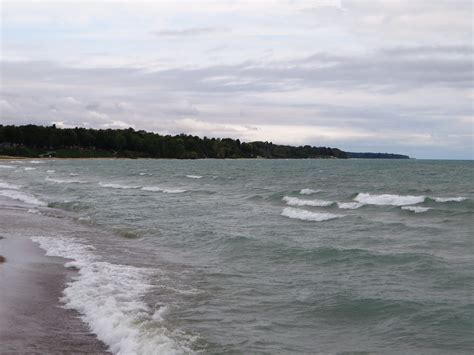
xmin=1 ymin=0 xmax=472 ymax=159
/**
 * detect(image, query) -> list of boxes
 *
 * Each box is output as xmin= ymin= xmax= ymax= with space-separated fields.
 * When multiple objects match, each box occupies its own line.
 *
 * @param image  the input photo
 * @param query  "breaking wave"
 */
xmin=337 ymin=202 xmax=363 ymax=209
xmin=281 ymin=207 xmax=342 ymax=221
xmin=186 ymin=175 xmax=202 ymax=179
xmin=300 ymin=188 xmax=320 ymax=195
xmin=0 ymin=181 xmax=21 ymax=190
xmin=431 ymin=196 xmax=467 ymax=203
xmin=31 ymin=236 xmax=193 ymax=355
xmin=0 ymin=189 xmax=46 ymax=206
xmin=46 ymin=177 xmax=86 ymax=184
xmin=283 ymin=196 xmax=333 ymax=207
xmin=354 ymin=193 xmax=425 ymax=206
xmin=401 ymin=206 xmax=431 ymax=213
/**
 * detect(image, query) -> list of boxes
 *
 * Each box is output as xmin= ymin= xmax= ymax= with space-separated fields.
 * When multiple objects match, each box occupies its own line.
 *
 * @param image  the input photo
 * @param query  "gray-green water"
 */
xmin=0 ymin=159 xmax=473 ymax=354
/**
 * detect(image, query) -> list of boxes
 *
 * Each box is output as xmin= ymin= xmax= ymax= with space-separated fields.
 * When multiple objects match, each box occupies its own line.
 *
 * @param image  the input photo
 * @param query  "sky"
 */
xmin=0 ymin=0 xmax=472 ymax=159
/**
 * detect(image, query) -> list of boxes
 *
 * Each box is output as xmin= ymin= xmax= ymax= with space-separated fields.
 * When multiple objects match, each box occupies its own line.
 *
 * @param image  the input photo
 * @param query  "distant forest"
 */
xmin=0 ymin=125 xmax=409 ymax=159
xmin=0 ymin=125 xmax=347 ymax=159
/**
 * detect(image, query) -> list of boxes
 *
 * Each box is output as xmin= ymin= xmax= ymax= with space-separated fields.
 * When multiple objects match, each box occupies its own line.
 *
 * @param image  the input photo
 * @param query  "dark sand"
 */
xmin=0 ymin=198 xmax=109 ymax=354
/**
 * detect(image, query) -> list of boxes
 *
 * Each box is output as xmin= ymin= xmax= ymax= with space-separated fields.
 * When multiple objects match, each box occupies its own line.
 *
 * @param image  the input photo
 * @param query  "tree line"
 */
xmin=0 ymin=125 xmax=348 ymax=159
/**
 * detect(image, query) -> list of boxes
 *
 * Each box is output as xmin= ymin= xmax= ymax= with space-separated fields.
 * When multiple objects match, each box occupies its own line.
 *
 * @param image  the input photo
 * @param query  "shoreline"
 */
xmin=0 ymin=198 xmax=109 ymax=354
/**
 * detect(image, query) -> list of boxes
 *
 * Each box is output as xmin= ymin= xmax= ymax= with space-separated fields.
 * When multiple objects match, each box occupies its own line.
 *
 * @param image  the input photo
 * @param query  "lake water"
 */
xmin=0 ymin=158 xmax=473 ymax=354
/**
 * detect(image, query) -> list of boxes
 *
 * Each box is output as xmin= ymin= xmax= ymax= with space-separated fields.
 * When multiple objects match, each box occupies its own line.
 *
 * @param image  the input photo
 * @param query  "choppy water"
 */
xmin=1 ymin=159 xmax=473 ymax=354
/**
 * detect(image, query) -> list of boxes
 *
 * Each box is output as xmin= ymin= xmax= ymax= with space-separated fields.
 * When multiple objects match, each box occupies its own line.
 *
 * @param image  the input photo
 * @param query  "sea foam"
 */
xmin=354 ymin=193 xmax=425 ymax=206
xmin=281 ymin=207 xmax=342 ymax=221
xmin=31 ymin=236 xmax=192 ymax=355
xmin=283 ymin=196 xmax=333 ymax=207
xmin=24 ymin=167 xmax=36 ymax=171
xmin=0 ymin=189 xmax=46 ymax=206
xmin=185 ymin=175 xmax=202 ymax=179
xmin=0 ymin=164 xmax=15 ymax=169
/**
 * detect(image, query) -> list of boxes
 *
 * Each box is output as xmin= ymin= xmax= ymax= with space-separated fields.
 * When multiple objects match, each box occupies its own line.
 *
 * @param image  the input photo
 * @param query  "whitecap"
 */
xmin=401 ymin=206 xmax=431 ymax=213
xmin=98 ymin=182 xmax=141 ymax=189
xmin=31 ymin=236 xmax=192 ymax=355
xmin=47 ymin=170 xmax=55 ymax=173
xmin=283 ymin=196 xmax=333 ymax=207
xmin=0 ymin=164 xmax=15 ymax=169
xmin=142 ymin=186 xmax=186 ymax=194
xmin=281 ymin=207 xmax=342 ymax=221
xmin=28 ymin=160 xmax=44 ymax=164
xmin=0 ymin=181 xmax=20 ymax=190
xmin=0 ymin=189 xmax=46 ymax=206
xmin=69 ymin=173 xmax=79 ymax=176
xmin=24 ymin=167 xmax=36 ymax=171
xmin=354 ymin=193 xmax=425 ymax=206
xmin=186 ymin=175 xmax=202 ymax=179
xmin=300 ymin=188 xmax=320 ymax=195
xmin=46 ymin=177 xmax=85 ymax=184
xmin=432 ymin=196 xmax=467 ymax=203
xmin=337 ymin=202 xmax=363 ymax=209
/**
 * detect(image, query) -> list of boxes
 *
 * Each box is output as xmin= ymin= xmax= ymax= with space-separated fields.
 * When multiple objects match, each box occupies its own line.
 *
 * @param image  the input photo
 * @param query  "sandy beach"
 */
xmin=0 ymin=197 xmax=109 ymax=354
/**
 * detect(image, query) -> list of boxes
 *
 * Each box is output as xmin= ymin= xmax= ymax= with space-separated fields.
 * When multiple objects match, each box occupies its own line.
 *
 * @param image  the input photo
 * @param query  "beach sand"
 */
xmin=0 ymin=198 xmax=109 ymax=354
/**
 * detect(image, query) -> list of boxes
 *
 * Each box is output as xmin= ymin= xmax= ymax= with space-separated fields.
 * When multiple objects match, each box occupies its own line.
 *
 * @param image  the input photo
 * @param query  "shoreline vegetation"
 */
xmin=0 ymin=124 xmax=409 ymax=159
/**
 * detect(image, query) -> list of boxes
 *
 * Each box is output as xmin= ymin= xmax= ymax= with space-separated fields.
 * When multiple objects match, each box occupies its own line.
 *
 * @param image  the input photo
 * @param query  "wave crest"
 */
xmin=281 ymin=207 xmax=342 ymax=221
xmin=283 ymin=196 xmax=333 ymax=207
xmin=354 ymin=193 xmax=425 ymax=206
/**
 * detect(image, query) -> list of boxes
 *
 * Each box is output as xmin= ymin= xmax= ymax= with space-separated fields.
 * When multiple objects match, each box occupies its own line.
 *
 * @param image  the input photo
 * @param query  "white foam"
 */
xmin=337 ymin=202 xmax=363 ymax=209
xmin=300 ymin=188 xmax=320 ymax=195
xmin=432 ymin=196 xmax=467 ymax=202
xmin=401 ymin=206 xmax=431 ymax=213
xmin=0 ymin=181 xmax=20 ymax=190
xmin=354 ymin=193 xmax=425 ymax=206
xmin=0 ymin=189 xmax=46 ymax=206
xmin=28 ymin=160 xmax=44 ymax=164
xmin=47 ymin=170 xmax=56 ymax=173
xmin=46 ymin=177 xmax=85 ymax=184
xmin=281 ymin=207 xmax=342 ymax=221
xmin=31 ymin=236 xmax=192 ymax=355
xmin=142 ymin=186 xmax=186 ymax=194
xmin=0 ymin=164 xmax=15 ymax=169
xmin=185 ymin=175 xmax=202 ymax=179
xmin=283 ymin=196 xmax=333 ymax=207
xmin=69 ymin=173 xmax=79 ymax=176
xmin=24 ymin=167 xmax=36 ymax=171
xmin=99 ymin=182 xmax=141 ymax=189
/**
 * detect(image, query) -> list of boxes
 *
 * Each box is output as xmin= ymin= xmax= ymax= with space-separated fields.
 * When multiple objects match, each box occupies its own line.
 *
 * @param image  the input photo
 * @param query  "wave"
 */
xmin=31 ymin=236 xmax=192 ymax=355
xmin=0 ymin=189 xmax=46 ymax=206
xmin=337 ymin=202 xmax=363 ymax=209
xmin=281 ymin=207 xmax=342 ymax=221
xmin=24 ymin=167 xmax=36 ymax=171
xmin=354 ymin=193 xmax=425 ymax=206
xmin=401 ymin=206 xmax=431 ymax=213
xmin=28 ymin=160 xmax=44 ymax=164
xmin=98 ymin=182 xmax=141 ymax=189
xmin=0 ymin=164 xmax=15 ymax=169
xmin=283 ymin=196 xmax=333 ymax=207
xmin=47 ymin=170 xmax=55 ymax=173
xmin=431 ymin=196 xmax=467 ymax=203
xmin=300 ymin=188 xmax=320 ymax=195
xmin=0 ymin=181 xmax=21 ymax=190
xmin=186 ymin=175 xmax=202 ymax=179
xmin=46 ymin=177 xmax=86 ymax=184
xmin=142 ymin=186 xmax=186 ymax=194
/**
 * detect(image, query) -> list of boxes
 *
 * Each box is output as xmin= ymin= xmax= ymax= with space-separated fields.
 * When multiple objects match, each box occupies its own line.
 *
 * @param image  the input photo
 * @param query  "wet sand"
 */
xmin=0 ymin=198 xmax=109 ymax=354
